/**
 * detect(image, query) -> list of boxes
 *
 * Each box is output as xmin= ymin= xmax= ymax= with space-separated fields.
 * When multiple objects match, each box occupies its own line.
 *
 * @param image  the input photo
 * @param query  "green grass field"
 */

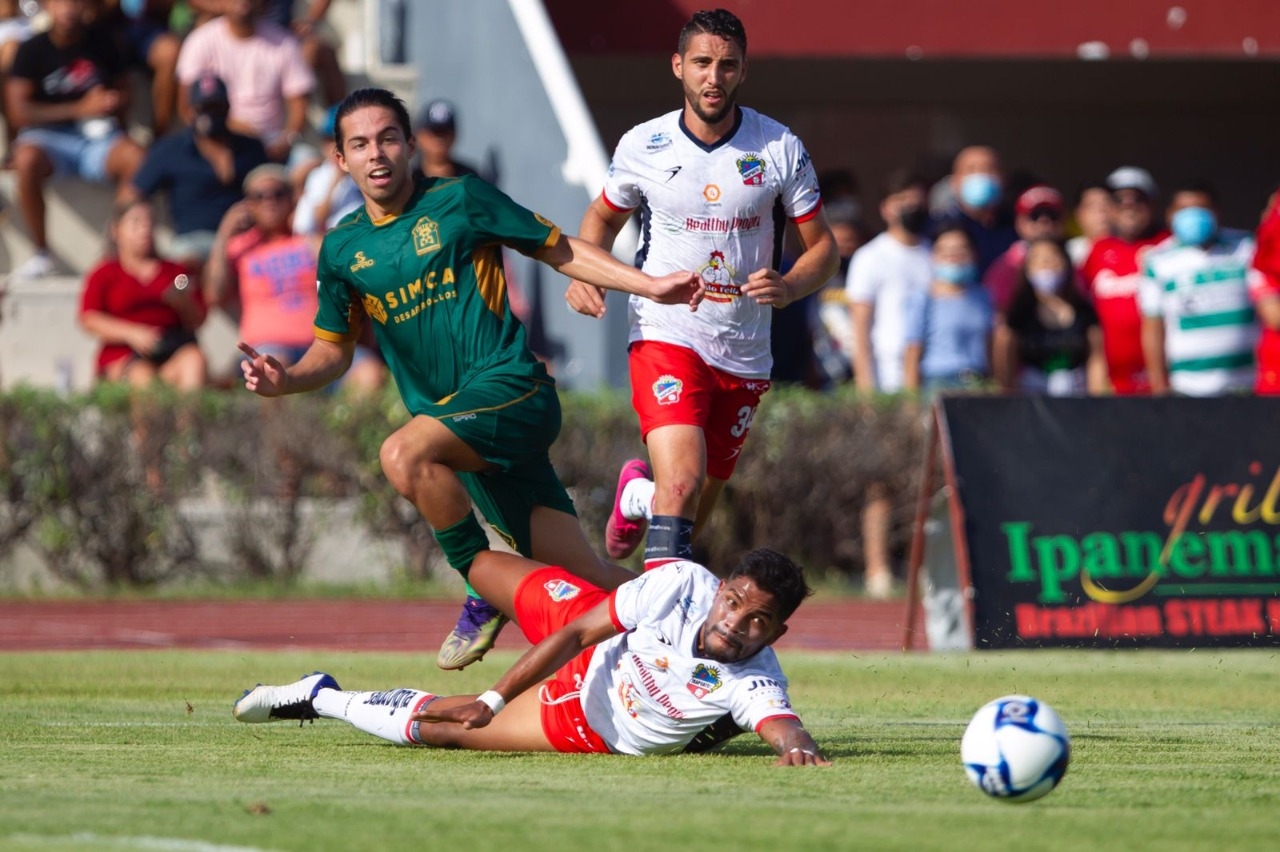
xmin=1 ymin=649 xmax=1277 ymax=852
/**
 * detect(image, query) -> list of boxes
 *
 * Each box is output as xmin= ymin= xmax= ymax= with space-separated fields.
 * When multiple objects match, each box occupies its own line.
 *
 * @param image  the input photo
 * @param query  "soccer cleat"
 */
xmin=233 ymin=671 xmax=340 ymax=724
xmin=605 ymin=458 xmax=653 ymax=560
xmin=436 ymin=596 xmax=509 ymax=670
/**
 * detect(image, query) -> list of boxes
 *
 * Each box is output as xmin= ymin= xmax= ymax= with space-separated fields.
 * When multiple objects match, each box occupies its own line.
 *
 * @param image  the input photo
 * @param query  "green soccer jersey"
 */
xmin=314 ymin=175 xmax=561 ymax=413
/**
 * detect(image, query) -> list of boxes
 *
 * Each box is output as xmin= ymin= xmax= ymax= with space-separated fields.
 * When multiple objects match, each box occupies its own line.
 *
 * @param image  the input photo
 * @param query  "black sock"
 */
xmin=643 ymin=515 xmax=694 ymax=569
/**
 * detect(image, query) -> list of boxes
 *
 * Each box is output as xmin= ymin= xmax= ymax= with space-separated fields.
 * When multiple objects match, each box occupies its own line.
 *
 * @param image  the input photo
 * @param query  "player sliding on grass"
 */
xmin=238 ymin=87 xmax=704 ymax=671
xmin=234 ymin=547 xmax=830 ymax=766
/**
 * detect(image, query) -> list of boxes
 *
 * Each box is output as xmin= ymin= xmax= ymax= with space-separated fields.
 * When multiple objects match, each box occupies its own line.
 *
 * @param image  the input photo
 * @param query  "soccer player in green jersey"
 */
xmin=239 ymin=88 xmax=704 ymax=670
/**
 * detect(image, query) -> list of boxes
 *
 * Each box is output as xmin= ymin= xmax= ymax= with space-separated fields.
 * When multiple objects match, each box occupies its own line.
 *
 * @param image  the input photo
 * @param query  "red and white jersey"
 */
xmin=581 ymin=561 xmax=799 ymax=756
xmin=602 ymin=107 xmax=823 ymax=378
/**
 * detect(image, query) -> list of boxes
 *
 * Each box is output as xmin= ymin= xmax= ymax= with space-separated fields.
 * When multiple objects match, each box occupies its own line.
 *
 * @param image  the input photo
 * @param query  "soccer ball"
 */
xmin=961 ymin=695 xmax=1070 ymax=803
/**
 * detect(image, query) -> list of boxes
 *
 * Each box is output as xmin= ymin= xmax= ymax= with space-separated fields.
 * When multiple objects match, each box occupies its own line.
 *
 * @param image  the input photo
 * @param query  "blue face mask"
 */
xmin=1171 ymin=206 xmax=1218 ymax=247
xmin=959 ymin=173 xmax=1001 ymax=210
xmin=935 ymin=261 xmax=977 ymax=285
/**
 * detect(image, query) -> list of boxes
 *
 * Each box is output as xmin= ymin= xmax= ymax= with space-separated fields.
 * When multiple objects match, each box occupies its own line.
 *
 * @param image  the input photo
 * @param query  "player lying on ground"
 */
xmin=234 ymin=548 xmax=830 ymax=766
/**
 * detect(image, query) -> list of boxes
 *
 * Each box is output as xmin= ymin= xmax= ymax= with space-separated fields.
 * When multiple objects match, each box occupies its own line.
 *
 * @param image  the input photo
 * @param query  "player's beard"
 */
xmin=686 ymin=85 xmax=737 ymax=126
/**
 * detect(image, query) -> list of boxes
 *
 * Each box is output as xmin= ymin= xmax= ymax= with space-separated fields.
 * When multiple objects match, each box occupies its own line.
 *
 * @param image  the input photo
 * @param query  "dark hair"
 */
xmin=678 ymin=8 xmax=747 ymax=55
xmin=1006 ymin=238 xmax=1089 ymax=326
xmin=728 ymin=548 xmax=812 ymax=622
xmin=334 ymin=87 xmax=413 ymax=152
xmin=931 ymin=219 xmax=978 ymax=255
xmin=1171 ymin=179 xmax=1219 ymax=208
xmin=1072 ymin=181 xmax=1110 ymax=208
xmin=881 ymin=168 xmax=929 ymax=201
xmin=104 ymin=197 xmax=155 ymax=258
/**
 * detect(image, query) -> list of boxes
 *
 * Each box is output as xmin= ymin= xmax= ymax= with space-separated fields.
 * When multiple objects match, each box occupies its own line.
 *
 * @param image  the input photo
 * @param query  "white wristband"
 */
xmin=477 ymin=690 xmax=506 ymax=715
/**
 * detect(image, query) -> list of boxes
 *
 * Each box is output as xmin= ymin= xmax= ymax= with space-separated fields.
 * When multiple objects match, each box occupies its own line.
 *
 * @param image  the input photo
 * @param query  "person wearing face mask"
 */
xmin=128 ymin=73 xmax=270 ymax=265
xmin=902 ymin=225 xmax=994 ymax=397
xmin=940 ymin=145 xmax=1017 ymax=278
xmin=1139 ymin=181 xmax=1257 ymax=396
xmin=1000 ymin=238 xmax=1106 ymax=395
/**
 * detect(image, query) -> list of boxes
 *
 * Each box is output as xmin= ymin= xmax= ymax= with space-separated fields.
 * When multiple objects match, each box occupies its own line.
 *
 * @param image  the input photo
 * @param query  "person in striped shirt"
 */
xmin=1139 ymin=181 xmax=1258 ymax=396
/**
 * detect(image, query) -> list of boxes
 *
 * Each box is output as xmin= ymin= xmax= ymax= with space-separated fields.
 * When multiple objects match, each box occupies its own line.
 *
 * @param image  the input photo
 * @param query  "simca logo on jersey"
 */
xmin=362 ymin=293 xmax=388 ymax=324
xmin=687 ymin=663 xmax=723 ymax=699
xmin=349 ymin=251 xmax=375 ymax=272
xmin=653 ymin=374 xmax=684 ymax=405
xmin=698 ymin=250 xmax=741 ymax=303
xmin=412 ymin=216 xmax=442 ymax=256
xmin=736 ymin=153 xmax=766 ymax=186
xmin=544 ymin=578 xmax=581 ymax=602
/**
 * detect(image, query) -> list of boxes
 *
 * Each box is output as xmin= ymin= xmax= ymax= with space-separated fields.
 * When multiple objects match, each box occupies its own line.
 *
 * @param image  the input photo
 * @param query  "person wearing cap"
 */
xmin=292 ymin=104 xmax=361 ymax=238
xmin=128 ymin=72 xmax=270 ymax=265
xmin=1079 ymin=166 xmax=1169 ymax=394
xmin=203 ymin=162 xmax=384 ymax=394
xmin=1139 ymin=180 xmax=1257 ymax=396
xmin=414 ymin=98 xmax=482 ymax=180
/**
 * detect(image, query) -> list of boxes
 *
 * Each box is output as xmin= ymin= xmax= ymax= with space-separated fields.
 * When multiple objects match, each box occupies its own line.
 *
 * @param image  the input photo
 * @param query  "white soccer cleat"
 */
xmin=233 ymin=671 xmax=340 ymax=724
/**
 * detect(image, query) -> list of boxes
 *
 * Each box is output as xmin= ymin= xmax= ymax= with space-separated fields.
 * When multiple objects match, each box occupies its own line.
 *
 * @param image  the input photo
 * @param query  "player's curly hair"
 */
xmin=678 ymin=8 xmax=747 ymax=56
xmin=333 ymin=87 xmax=413 ymax=152
xmin=728 ymin=548 xmax=812 ymax=621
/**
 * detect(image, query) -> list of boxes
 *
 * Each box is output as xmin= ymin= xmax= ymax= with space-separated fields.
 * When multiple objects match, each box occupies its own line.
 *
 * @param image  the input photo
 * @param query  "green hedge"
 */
xmin=0 ymin=385 xmax=925 ymax=590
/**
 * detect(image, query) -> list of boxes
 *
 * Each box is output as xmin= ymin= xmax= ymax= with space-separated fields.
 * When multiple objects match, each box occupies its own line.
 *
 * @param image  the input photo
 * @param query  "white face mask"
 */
xmin=1028 ymin=269 xmax=1066 ymax=294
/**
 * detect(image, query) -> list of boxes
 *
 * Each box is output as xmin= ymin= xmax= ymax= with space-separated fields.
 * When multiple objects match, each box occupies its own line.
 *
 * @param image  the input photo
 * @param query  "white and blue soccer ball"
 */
xmin=961 ymin=695 xmax=1070 ymax=803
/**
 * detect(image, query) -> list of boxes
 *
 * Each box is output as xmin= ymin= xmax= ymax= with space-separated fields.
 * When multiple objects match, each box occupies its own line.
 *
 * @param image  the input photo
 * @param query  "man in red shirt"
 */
xmin=1250 ymin=187 xmax=1280 ymax=394
xmin=1079 ymin=167 xmax=1170 ymax=394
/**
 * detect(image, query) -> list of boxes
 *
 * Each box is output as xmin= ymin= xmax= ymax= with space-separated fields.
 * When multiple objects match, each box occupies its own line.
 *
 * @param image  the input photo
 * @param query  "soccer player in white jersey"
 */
xmin=234 ymin=547 xmax=829 ymax=766
xmin=565 ymin=9 xmax=839 ymax=568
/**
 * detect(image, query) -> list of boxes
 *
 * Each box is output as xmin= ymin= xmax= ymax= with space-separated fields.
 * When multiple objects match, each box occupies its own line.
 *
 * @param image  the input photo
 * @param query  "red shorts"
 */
xmin=513 ymin=566 xmax=613 ymax=754
xmin=628 ymin=340 xmax=771 ymax=480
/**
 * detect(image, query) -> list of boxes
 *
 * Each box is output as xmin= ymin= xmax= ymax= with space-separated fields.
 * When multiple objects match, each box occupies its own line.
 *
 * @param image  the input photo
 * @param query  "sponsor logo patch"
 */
xmin=349 ymin=251 xmax=375 ymax=272
xmin=645 ymin=132 xmax=673 ymax=152
xmin=544 ymin=578 xmax=581 ymax=601
xmin=362 ymin=293 xmax=388 ymax=324
xmin=703 ymin=184 xmax=721 ymax=203
xmin=653 ymin=374 xmax=684 ymax=405
xmin=698 ymin=250 xmax=740 ymax=302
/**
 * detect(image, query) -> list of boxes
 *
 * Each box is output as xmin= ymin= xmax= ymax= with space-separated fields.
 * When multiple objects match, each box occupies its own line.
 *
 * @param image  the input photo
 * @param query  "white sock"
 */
xmin=621 ymin=477 xmax=655 ymax=521
xmin=312 ymin=688 xmax=436 ymax=745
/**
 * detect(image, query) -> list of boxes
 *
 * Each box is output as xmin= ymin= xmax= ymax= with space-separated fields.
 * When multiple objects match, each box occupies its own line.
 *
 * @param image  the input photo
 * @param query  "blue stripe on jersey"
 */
xmin=635 ymin=195 xmax=653 ymax=270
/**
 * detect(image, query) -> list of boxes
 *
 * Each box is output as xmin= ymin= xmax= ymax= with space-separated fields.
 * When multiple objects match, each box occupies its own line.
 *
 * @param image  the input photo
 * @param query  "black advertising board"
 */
xmin=935 ymin=395 xmax=1280 ymax=649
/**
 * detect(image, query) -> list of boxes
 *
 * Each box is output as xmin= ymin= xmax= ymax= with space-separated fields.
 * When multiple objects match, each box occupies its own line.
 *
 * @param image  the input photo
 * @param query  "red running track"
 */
xmin=0 ymin=599 xmax=925 ymax=653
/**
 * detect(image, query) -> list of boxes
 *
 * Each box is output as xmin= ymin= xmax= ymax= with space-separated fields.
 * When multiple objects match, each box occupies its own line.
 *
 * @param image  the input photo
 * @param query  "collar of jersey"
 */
xmin=678 ymin=106 xmax=743 ymax=153
xmin=368 ymin=178 xmax=433 ymax=227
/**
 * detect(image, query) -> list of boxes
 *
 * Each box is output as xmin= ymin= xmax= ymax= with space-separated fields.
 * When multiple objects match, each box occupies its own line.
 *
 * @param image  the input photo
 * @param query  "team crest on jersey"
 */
xmin=544 ymin=578 xmax=581 ymax=602
xmin=349 ymin=251 xmax=375 ymax=272
xmin=362 ymin=293 xmax=388 ymax=324
xmin=736 ymin=153 xmax=766 ymax=186
xmin=412 ymin=216 xmax=442 ymax=256
xmin=653 ymin=374 xmax=684 ymax=405
xmin=698 ymin=251 xmax=740 ymax=302
xmin=687 ymin=663 xmax=723 ymax=699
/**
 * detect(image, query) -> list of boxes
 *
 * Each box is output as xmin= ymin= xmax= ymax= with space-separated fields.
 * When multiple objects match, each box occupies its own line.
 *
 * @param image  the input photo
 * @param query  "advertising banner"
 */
xmin=936 ymin=396 xmax=1280 ymax=649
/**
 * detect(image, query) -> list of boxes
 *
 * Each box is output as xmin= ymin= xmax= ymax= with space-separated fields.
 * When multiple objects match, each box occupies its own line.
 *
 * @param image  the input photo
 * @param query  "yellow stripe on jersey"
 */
xmin=314 ymin=325 xmax=359 ymax=343
xmin=542 ymin=226 xmax=562 ymax=249
xmin=437 ymin=380 xmax=551 ymax=417
xmin=473 ymin=245 xmax=507 ymax=318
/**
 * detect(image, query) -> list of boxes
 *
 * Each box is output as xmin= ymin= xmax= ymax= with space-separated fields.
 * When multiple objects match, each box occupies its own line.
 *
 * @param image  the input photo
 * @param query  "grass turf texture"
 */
xmin=0 ymin=650 xmax=1276 ymax=852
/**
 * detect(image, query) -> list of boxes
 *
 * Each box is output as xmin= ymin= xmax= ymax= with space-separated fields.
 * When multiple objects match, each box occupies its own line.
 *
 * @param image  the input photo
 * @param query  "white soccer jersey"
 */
xmin=1139 ymin=230 xmax=1258 ymax=396
xmin=602 ymin=108 xmax=823 ymax=378
xmin=579 ymin=561 xmax=799 ymax=756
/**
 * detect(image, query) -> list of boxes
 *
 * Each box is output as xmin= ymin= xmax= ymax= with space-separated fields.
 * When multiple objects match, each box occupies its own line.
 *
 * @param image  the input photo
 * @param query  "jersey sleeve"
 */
xmin=731 ymin=665 xmax=798 ymax=733
xmin=313 ymin=239 xmax=359 ymax=341
xmin=1137 ymin=256 xmax=1165 ymax=318
xmin=845 ymin=244 xmax=879 ymax=304
xmin=600 ymin=131 xmax=644 ymax=212
xmin=459 ymin=176 xmax=561 ymax=256
xmin=130 ymin=143 xmax=169 ymax=198
xmin=79 ymin=263 xmax=111 ymax=315
xmin=777 ymin=133 xmax=822 ymax=223
xmin=608 ymin=563 xmax=694 ymax=632
xmin=903 ymin=288 xmax=928 ymax=345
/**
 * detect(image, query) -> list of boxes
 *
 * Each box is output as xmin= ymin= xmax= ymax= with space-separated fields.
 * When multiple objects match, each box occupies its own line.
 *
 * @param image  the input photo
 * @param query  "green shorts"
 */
xmin=425 ymin=374 xmax=576 ymax=556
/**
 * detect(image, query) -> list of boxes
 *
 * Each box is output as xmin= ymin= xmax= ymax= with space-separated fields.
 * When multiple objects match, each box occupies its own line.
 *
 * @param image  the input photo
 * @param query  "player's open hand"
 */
xmin=238 ymin=342 xmax=288 ymax=397
xmin=412 ymin=699 xmax=494 ymax=730
xmin=775 ymin=747 xmax=831 ymax=767
xmin=740 ymin=268 xmax=794 ymax=308
xmin=648 ymin=270 xmax=705 ymax=311
xmin=565 ymin=279 xmax=608 ymax=319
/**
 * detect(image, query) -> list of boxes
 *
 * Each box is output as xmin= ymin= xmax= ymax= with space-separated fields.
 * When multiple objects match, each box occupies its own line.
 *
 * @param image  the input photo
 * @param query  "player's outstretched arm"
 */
xmin=540 ymin=234 xmax=704 ymax=311
xmin=238 ymin=337 xmax=354 ymax=397
xmin=565 ymin=195 xmax=634 ymax=318
xmin=414 ymin=598 xmax=623 ymax=731
xmin=759 ymin=717 xmax=831 ymax=767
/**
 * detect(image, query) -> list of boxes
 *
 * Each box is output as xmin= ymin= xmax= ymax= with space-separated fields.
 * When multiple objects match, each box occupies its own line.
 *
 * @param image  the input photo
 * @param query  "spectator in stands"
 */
xmin=128 ymin=72 xmax=270 ymax=265
xmin=809 ymin=197 xmax=862 ymax=386
xmin=1250 ymin=187 xmax=1280 ymax=395
xmin=79 ymin=197 xmax=206 ymax=389
xmin=847 ymin=169 xmax=933 ymax=395
xmin=292 ymin=103 xmax=359 ymax=240
xmin=414 ymin=99 xmax=481 ymax=180
xmin=938 ymin=145 xmax=1017 ymax=277
xmin=175 ymin=0 xmax=314 ymax=164
xmin=903 ymin=224 xmax=994 ymax=398
xmin=1140 ymin=180 xmax=1256 ymax=396
xmin=983 ymin=184 xmax=1069 ymax=315
xmin=90 ymin=0 xmax=181 ymax=136
xmin=1000 ymin=237 xmax=1106 ymax=395
xmin=203 ymin=163 xmax=384 ymax=395
xmin=1080 ymin=167 xmax=1168 ymax=394
xmin=0 ymin=0 xmax=36 ymax=166
xmin=6 ymin=0 xmax=146 ymax=279
xmin=1066 ymin=181 xmax=1112 ymax=267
